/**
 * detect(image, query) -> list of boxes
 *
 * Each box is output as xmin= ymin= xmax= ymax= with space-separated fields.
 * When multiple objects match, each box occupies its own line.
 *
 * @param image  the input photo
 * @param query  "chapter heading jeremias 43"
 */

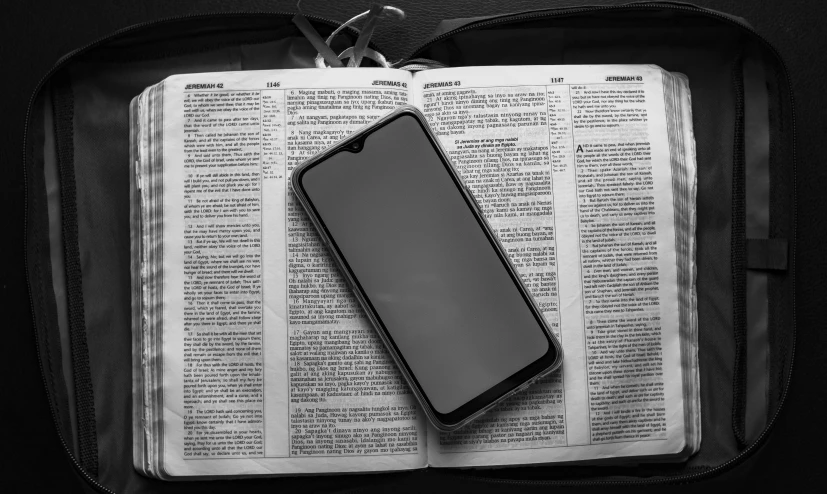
xmin=605 ymin=75 xmax=644 ymax=82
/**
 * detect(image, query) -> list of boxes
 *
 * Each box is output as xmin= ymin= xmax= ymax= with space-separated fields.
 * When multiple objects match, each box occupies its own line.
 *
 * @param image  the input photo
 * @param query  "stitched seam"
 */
xmin=52 ymin=72 xmax=100 ymax=477
xmin=730 ymin=53 xmax=748 ymax=449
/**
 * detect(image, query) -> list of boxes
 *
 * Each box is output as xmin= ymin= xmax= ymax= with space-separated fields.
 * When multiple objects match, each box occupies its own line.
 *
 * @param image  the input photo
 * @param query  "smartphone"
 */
xmin=291 ymin=106 xmax=563 ymax=431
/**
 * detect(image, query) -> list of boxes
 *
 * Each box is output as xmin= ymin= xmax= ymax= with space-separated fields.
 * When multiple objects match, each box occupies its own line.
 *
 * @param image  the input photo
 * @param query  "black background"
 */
xmin=1 ymin=0 xmax=825 ymax=492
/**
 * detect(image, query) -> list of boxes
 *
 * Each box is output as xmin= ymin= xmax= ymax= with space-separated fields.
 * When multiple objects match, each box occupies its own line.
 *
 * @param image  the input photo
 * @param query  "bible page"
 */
xmin=412 ymin=65 xmax=687 ymax=467
xmin=156 ymin=68 xmax=427 ymax=477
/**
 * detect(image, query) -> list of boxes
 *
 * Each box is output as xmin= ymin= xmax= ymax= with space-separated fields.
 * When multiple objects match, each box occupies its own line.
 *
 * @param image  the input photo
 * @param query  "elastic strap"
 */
xmin=348 ymin=4 xmax=385 ymax=67
xmin=746 ymin=238 xmax=788 ymax=271
xmin=291 ymin=13 xmax=344 ymax=67
xmin=294 ymin=3 xmax=403 ymax=68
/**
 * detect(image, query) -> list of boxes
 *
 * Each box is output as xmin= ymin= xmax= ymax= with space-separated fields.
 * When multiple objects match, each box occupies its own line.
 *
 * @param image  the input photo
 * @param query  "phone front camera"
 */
xmin=351 ymin=141 xmax=362 ymax=151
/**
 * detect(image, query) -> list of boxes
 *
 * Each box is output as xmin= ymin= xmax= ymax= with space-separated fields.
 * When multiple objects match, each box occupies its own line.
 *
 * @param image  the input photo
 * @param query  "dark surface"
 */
xmin=1 ymin=0 xmax=824 ymax=492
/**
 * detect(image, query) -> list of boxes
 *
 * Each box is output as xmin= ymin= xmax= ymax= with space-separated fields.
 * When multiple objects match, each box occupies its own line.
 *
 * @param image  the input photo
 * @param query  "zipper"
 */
xmin=22 ymin=4 xmax=797 ymax=491
xmin=21 ymin=11 xmax=372 ymax=493
xmin=409 ymin=2 xmax=798 ymax=486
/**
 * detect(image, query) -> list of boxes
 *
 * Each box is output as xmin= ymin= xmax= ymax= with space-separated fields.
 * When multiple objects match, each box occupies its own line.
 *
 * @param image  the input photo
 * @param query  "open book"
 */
xmin=130 ymin=65 xmax=699 ymax=479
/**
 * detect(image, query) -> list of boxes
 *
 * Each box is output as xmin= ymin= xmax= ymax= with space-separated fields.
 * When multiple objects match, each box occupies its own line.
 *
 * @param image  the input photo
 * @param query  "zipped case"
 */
xmin=24 ymin=2 xmax=796 ymax=492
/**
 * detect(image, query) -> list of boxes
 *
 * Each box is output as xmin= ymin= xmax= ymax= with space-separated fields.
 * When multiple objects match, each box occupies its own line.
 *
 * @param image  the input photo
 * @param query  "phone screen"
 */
xmin=297 ymin=113 xmax=558 ymax=423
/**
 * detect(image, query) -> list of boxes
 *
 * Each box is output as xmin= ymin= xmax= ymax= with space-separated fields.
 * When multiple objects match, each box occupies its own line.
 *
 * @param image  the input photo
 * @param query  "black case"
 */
xmin=23 ymin=2 xmax=796 ymax=492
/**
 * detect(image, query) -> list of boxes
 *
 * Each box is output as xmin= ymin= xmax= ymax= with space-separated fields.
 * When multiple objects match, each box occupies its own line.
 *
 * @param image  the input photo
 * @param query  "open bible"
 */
xmin=130 ymin=65 xmax=699 ymax=478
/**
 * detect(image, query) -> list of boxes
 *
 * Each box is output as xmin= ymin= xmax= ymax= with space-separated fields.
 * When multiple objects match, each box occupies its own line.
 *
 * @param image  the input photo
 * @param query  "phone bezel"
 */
xmin=291 ymin=106 xmax=563 ymax=431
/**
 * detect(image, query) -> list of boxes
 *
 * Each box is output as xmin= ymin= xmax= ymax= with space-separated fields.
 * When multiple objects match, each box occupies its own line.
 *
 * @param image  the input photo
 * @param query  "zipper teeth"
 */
xmin=21 ymin=11 xmax=363 ymax=493
xmin=21 ymin=4 xmax=797 ymax=491
xmin=409 ymin=1 xmax=798 ymax=487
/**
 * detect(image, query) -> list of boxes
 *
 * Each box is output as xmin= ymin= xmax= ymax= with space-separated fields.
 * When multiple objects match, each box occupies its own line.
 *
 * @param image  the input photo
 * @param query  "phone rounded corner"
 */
xmin=541 ymin=349 xmax=564 ymax=388
xmin=394 ymin=103 xmax=423 ymax=118
xmin=290 ymin=159 xmax=310 ymax=192
xmin=552 ymin=338 xmax=564 ymax=369
xmin=423 ymin=408 xmax=474 ymax=434
xmin=430 ymin=421 xmax=463 ymax=434
xmin=542 ymin=330 xmax=564 ymax=376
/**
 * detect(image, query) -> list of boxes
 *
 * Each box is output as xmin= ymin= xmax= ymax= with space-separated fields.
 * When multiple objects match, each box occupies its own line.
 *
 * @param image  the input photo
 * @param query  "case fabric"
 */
xmin=24 ymin=4 xmax=795 ymax=493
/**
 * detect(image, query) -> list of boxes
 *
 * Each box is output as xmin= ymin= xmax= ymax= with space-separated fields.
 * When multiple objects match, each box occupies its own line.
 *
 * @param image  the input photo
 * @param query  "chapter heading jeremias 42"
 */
xmin=372 ymin=80 xmax=407 ymax=87
xmin=184 ymin=83 xmax=224 ymax=90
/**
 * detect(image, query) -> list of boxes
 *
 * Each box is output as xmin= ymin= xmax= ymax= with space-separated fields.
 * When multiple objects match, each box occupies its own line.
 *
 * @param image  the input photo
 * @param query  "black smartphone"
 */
xmin=291 ymin=106 xmax=562 ymax=431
